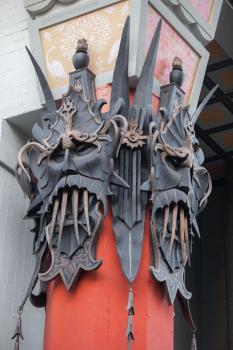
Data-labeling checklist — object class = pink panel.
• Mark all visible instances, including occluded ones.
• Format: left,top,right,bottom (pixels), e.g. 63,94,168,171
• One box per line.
96,85,160,113
189,0,214,22
146,6,200,104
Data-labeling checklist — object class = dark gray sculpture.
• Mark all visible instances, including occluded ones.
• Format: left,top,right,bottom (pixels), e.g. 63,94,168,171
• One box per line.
14,16,217,349
16,40,128,295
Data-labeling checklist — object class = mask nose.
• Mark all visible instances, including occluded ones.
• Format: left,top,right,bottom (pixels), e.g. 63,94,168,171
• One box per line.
61,149,76,176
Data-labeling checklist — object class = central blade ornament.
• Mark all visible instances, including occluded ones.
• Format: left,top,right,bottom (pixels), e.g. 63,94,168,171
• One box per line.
14,16,215,349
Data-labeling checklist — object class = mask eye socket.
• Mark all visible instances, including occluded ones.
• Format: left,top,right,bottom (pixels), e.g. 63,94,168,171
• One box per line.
75,143,96,156
165,155,185,169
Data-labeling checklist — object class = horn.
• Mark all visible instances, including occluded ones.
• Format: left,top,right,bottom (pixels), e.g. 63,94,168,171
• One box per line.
191,84,219,124
25,46,56,113
110,16,130,110
133,19,162,108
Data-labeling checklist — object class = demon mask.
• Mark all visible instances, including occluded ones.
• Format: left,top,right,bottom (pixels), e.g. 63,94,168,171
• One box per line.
14,16,217,349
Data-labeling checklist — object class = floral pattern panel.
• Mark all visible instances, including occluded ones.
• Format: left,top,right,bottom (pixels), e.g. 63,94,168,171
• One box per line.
146,5,200,104
189,0,214,22
40,1,130,90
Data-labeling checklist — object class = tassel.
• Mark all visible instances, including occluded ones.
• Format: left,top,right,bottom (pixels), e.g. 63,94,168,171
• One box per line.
11,309,24,350
126,287,135,349
190,331,197,350
127,287,135,316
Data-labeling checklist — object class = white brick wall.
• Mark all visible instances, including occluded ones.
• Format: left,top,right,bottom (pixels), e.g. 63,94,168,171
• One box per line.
0,0,41,122
0,2,44,349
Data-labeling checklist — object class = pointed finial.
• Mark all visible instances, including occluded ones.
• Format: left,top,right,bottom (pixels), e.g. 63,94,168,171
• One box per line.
170,56,184,87
72,38,90,70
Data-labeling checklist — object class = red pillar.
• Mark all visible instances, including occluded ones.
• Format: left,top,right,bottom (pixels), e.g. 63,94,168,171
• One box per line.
43,207,174,350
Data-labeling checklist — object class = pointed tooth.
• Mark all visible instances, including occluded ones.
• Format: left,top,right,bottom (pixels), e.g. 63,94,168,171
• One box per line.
151,221,159,269
50,199,59,246
162,206,169,240
169,204,178,256
83,190,91,236
57,191,68,249
72,189,80,246
45,199,59,248
179,207,185,264
184,214,191,265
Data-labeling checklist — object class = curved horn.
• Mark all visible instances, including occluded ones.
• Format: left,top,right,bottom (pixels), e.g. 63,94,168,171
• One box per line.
192,84,219,124
25,46,56,113
133,19,162,108
110,16,130,111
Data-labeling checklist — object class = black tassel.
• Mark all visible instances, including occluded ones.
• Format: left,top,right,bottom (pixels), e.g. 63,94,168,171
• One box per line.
11,310,24,350
126,287,135,348
190,332,197,350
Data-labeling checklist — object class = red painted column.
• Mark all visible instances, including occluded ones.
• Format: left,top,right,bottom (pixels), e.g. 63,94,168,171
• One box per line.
43,207,174,350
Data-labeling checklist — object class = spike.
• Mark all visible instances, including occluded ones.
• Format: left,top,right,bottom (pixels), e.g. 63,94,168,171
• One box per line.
110,16,130,110
72,189,80,246
162,206,169,240
184,214,191,265
133,19,162,108
169,204,178,256
25,46,56,113
180,207,185,264
192,85,219,124
83,190,91,236
57,191,68,249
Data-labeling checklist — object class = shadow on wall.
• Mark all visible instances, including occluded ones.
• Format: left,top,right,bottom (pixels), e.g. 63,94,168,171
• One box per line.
174,184,228,349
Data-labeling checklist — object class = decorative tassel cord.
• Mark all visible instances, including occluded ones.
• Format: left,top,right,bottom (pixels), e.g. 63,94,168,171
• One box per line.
190,331,197,350
11,308,24,350
126,286,135,350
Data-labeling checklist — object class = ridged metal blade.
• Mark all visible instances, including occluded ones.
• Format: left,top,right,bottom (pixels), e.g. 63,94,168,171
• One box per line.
110,16,130,110
25,46,56,113
133,19,161,108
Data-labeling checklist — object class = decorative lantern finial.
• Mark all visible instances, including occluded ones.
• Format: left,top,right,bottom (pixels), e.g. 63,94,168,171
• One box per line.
72,38,90,70
170,56,184,87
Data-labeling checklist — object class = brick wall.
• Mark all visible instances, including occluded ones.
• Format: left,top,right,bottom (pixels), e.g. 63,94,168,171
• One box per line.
0,0,41,125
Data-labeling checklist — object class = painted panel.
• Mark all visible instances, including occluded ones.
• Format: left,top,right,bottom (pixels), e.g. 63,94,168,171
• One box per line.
40,1,129,90
146,5,200,104
189,0,214,22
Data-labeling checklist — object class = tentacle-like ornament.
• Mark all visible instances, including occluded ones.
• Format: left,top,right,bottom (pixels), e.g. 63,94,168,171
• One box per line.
17,142,46,182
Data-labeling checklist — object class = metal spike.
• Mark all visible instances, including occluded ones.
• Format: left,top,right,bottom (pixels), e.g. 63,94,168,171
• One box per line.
184,214,191,265
133,19,162,108
180,207,185,264
192,84,219,124
110,16,130,110
169,204,178,255
57,191,68,249
162,206,169,240
72,189,80,246
83,190,91,236
25,46,56,113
